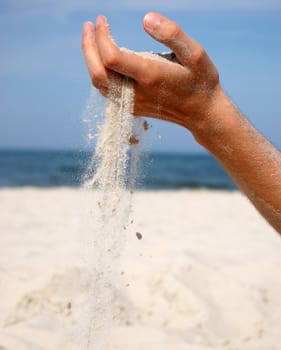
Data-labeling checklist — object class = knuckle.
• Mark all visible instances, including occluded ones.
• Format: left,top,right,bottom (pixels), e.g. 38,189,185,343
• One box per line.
92,79,103,90
190,44,205,65
160,23,182,44
91,77,101,89
140,73,159,88
164,23,182,42
102,48,120,69
91,73,107,90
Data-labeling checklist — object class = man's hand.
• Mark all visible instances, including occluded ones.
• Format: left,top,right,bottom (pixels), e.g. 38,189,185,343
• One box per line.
82,12,281,234
82,12,223,134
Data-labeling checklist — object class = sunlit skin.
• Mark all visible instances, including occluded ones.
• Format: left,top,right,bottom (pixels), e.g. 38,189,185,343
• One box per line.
82,12,281,234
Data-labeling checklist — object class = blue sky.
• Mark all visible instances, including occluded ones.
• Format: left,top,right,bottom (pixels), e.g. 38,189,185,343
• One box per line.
0,1,280,152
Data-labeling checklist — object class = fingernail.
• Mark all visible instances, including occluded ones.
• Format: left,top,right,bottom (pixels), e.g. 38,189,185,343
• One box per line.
96,15,107,28
144,12,162,32
83,21,93,35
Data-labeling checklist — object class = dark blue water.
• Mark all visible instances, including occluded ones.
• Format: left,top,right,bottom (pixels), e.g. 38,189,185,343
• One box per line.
0,149,236,190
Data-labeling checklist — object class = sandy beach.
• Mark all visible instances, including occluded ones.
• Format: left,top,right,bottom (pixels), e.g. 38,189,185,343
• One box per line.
1,187,281,350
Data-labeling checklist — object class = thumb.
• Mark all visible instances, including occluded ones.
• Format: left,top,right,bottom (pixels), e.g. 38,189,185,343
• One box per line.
143,12,197,65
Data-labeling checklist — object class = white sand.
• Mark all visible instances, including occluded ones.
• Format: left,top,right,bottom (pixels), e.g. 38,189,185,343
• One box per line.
1,188,281,350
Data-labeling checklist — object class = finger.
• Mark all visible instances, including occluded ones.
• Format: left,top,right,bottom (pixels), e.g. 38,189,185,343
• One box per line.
81,21,110,89
95,15,154,82
95,15,187,85
143,12,204,67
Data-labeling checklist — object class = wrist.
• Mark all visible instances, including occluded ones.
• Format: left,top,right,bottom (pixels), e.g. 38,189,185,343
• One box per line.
191,86,242,152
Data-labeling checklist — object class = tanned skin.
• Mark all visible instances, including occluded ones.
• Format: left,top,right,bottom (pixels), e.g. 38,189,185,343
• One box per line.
82,12,281,234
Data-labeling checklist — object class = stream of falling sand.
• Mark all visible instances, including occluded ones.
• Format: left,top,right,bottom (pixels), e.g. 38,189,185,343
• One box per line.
81,76,143,350
79,51,176,349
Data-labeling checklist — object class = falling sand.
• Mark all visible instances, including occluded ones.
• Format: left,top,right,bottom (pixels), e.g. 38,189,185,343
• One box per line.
80,76,142,350
80,50,177,349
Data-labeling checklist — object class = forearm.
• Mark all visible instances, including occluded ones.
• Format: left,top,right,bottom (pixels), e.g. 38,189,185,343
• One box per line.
193,87,281,233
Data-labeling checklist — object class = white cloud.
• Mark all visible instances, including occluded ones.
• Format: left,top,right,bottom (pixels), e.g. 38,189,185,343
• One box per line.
4,0,281,16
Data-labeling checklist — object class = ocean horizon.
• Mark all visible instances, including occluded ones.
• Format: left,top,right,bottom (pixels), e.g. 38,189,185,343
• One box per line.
0,148,237,190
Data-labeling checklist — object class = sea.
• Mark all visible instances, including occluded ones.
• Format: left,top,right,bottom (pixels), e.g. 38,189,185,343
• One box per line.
0,149,236,190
